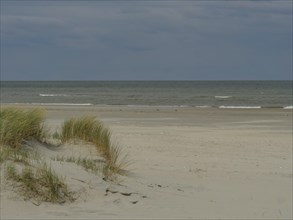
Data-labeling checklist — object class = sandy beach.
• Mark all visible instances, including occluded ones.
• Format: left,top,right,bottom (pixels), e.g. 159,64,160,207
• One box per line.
1,105,292,219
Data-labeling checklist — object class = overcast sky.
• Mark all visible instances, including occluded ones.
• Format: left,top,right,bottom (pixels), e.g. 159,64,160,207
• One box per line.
1,0,292,81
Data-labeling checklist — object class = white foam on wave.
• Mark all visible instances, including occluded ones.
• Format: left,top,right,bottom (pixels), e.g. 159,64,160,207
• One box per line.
126,104,187,108
31,103,93,106
39,94,69,97
195,105,211,108
219,106,261,109
283,106,293,109
215,96,231,99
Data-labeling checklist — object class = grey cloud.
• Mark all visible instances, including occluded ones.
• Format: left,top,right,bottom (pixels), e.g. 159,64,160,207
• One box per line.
1,1,292,80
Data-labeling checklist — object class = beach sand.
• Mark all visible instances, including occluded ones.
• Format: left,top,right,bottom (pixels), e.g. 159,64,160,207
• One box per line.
1,105,292,219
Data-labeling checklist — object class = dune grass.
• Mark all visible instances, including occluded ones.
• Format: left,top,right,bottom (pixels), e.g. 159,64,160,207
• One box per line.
0,107,130,203
52,155,104,173
0,107,73,203
60,116,129,179
1,146,73,203
0,146,40,167
0,107,46,148
5,162,74,203
60,116,112,157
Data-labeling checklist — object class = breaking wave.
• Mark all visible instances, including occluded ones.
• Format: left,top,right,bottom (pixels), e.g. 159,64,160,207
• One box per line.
39,94,69,97
219,106,261,109
215,96,232,99
283,106,293,109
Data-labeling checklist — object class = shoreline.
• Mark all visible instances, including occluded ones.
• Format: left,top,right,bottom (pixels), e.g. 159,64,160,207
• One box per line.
1,102,292,109
1,103,293,123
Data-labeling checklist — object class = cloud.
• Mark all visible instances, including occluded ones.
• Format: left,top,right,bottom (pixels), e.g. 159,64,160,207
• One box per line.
1,1,292,80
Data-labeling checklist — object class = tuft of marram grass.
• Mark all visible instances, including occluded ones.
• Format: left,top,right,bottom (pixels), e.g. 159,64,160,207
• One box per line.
0,146,40,166
61,116,112,157
0,107,46,148
60,116,101,143
60,116,129,179
53,155,104,173
5,162,74,203
0,108,130,202
1,146,73,203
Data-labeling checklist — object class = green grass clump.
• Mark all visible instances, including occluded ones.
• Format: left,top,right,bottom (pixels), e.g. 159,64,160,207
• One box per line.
0,146,40,166
60,116,101,143
5,162,73,203
0,107,46,148
0,108,130,204
1,147,73,203
60,116,129,179
61,116,113,157
53,155,104,173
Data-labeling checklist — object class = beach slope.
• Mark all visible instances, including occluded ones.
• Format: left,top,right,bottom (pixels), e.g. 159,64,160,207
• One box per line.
1,105,292,219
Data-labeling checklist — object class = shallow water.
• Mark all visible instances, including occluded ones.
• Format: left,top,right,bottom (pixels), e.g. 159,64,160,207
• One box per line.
1,81,292,108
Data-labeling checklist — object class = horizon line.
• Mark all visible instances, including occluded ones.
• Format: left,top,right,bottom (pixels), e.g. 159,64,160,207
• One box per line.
1,79,292,82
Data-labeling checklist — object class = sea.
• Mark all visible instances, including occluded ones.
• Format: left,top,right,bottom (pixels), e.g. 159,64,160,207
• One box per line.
0,81,292,109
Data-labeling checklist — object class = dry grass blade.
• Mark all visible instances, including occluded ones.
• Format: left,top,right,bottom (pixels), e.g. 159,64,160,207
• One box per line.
0,107,46,148
60,116,130,179
5,162,74,203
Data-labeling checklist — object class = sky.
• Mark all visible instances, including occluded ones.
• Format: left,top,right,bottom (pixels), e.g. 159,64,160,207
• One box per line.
0,0,292,81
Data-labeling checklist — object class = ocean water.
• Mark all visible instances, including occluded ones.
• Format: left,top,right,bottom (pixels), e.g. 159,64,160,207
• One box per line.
0,81,292,109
